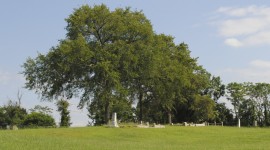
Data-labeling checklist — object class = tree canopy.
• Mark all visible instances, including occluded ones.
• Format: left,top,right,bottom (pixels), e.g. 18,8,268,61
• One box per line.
22,4,231,125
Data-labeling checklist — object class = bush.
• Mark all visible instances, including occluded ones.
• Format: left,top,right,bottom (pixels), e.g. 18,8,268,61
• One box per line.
23,112,55,127
0,102,28,127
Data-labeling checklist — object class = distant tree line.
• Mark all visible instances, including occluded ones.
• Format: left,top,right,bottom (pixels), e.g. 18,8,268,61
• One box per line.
227,82,270,126
21,4,270,127
0,100,71,129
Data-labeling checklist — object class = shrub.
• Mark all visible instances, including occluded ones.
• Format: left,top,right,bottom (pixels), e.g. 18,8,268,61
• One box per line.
23,112,55,127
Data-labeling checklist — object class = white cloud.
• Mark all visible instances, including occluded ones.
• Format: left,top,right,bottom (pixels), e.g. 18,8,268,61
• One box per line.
243,31,270,46
214,5,270,47
219,60,270,83
217,5,258,17
219,18,267,37
250,60,270,68
224,38,243,47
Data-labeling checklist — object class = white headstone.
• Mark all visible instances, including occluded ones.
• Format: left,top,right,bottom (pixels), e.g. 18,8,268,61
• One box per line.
12,125,18,130
111,112,119,128
238,119,241,128
254,121,257,127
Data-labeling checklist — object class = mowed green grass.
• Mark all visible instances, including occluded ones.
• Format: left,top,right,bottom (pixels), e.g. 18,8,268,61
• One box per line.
1,126,270,150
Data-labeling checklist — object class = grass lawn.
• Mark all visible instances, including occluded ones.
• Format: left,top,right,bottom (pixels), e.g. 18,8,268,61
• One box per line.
1,126,270,150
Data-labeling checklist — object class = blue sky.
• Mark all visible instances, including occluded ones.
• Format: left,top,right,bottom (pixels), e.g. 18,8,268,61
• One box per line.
1,1,270,126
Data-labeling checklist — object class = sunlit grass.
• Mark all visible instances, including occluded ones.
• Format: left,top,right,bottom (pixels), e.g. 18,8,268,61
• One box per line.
0,126,270,150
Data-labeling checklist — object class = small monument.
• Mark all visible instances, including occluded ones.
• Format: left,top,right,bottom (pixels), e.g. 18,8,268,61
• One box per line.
254,121,257,127
137,121,149,128
238,119,241,128
111,112,119,128
153,123,165,128
12,125,18,130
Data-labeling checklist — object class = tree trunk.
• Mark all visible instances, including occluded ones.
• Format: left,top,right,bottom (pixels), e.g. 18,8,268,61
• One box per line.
139,92,143,122
168,111,172,124
105,101,110,124
264,104,268,126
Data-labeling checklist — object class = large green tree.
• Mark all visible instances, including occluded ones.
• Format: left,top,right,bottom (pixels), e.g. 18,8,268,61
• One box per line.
23,4,217,125
150,41,199,124
23,5,154,124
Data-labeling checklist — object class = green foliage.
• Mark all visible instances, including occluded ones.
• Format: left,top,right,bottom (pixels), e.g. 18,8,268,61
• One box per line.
204,76,225,102
0,101,27,127
225,82,270,127
22,4,219,125
23,4,155,124
29,105,53,115
226,82,246,119
0,107,6,128
215,103,234,125
22,112,55,127
192,95,215,122
57,100,71,127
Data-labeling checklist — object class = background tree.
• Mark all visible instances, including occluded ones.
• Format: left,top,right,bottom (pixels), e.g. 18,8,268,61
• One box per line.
57,99,71,127
147,34,178,124
244,83,270,126
203,76,228,123
226,82,246,124
215,103,234,125
0,100,27,127
175,65,212,123
191,95,215,122
29,105,53,115
254,83,270,126
22,112,55,127
0,107,6,128
204,76,225,102
22,4,223,125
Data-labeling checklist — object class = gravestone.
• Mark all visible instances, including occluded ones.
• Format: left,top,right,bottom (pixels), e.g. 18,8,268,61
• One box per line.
254,121,257,127
137,121,149,128
12,125,18,130
153,123,165,128
195,123,205,127
238,119,241,128
111,112,119,128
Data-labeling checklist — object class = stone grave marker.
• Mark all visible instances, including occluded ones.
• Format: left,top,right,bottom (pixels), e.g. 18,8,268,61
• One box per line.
111,112,119,128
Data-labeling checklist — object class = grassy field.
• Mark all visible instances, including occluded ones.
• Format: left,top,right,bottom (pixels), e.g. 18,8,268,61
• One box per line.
1,126,270,150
